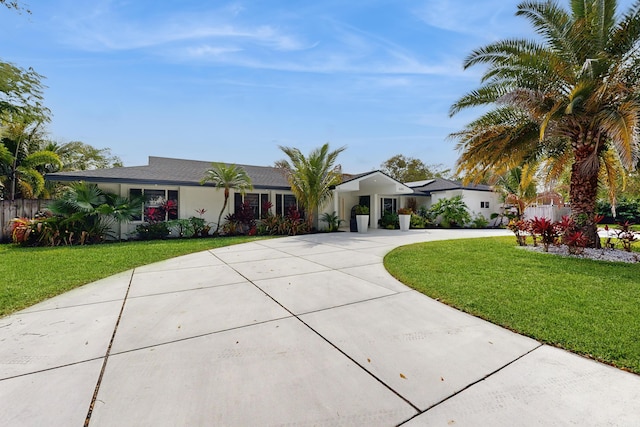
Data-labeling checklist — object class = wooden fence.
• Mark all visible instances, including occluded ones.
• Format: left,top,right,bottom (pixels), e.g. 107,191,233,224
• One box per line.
0,199,48,242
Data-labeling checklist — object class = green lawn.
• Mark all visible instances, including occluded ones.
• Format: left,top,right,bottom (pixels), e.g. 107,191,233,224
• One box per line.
384,236,640,374
0,236,269,317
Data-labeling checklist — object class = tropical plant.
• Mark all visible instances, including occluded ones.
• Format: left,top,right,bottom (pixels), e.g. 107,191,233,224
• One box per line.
0,120,61,199
276,143,345,230
320,211,344,232
530,217,558,252
492,165,538,218
449,0,640,247
429,195,471,228
200,163,253,235
13,182,142,245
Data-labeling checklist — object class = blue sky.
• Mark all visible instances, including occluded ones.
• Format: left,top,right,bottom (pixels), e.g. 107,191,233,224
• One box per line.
1,1,636,173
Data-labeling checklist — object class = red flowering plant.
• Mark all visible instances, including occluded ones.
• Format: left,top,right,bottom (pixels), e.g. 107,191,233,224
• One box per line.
530,216,557,252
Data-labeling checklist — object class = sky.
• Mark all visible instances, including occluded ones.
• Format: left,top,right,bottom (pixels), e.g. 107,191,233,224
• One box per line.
1,0,637,173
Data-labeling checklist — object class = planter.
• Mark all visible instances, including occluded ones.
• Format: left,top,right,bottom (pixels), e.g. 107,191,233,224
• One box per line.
399,214,411,231
356,215,369,233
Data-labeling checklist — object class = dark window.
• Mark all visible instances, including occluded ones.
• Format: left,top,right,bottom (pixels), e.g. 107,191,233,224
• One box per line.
381,198,397,214
245,193,260,219
481,201,490,209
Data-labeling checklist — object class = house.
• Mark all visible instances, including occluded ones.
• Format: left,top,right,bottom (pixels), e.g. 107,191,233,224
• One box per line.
46,156,503,238
406,178,503,221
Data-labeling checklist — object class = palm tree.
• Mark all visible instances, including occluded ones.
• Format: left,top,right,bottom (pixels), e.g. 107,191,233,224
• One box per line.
0,120,61,199
492,165,539,218
276,143,345,230
450,0,640,246
200,163,253,235
47,181,142,243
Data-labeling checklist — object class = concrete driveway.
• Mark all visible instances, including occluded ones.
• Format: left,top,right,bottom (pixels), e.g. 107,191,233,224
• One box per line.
1,229,639,426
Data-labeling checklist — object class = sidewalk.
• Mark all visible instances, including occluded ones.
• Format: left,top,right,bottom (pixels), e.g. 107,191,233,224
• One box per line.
1,229,639,426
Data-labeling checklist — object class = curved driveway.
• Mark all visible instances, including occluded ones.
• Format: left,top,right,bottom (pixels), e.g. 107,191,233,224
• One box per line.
1,229,639,426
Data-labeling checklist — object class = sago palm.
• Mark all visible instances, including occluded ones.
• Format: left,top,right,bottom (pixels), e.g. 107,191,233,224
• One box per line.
276,143,345,230
450,0,640,246
200,163,253,235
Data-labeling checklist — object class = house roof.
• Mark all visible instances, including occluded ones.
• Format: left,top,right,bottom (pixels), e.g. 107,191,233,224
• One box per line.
408,178,493,196
335,170,414,195
46,156,291,189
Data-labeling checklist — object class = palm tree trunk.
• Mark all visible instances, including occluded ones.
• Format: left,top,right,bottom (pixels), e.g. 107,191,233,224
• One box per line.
216,195,228,235
570,139,601,248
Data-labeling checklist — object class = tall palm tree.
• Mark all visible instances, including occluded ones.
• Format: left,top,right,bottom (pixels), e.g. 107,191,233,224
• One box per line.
276,143,345,230
200,163,253,235
450,0,640,246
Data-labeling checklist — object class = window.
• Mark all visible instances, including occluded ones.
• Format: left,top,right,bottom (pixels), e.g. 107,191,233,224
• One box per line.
236,192,279,218
275,193,299,216
381,197,397,214
129,188,178,221
481,201,490,209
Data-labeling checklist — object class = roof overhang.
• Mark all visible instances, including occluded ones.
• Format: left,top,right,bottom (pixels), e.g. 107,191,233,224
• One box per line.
335,171,414,195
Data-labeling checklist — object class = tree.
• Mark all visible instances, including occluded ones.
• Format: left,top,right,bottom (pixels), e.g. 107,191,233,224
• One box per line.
380,154,450,182
200,163,253,235
0,61,48,123
492,165,539,217
0,120,61,199
450,0,640,247
45,141,123,171
276,143,345,230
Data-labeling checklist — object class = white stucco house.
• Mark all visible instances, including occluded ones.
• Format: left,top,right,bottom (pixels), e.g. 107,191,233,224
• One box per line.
405,178,503,222
46,156,502,238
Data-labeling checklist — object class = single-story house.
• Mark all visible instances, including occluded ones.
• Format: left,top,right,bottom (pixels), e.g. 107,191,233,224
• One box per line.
406,178,502,221
46,156,503,238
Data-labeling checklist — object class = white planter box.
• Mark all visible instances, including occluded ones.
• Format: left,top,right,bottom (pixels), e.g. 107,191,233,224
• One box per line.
356,215,369,233
399,214,411,231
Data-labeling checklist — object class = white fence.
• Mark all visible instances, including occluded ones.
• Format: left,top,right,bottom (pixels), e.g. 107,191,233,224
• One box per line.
0,199,48,242
523,205,571,222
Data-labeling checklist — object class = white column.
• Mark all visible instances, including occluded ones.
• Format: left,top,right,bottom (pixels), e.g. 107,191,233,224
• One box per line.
371,193,380,229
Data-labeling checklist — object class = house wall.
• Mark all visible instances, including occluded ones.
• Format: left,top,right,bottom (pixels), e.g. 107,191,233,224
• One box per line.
412,190,502,225
90,181,301,239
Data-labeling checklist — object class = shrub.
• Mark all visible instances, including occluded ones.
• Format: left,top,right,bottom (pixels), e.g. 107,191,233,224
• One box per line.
354,205,369,215
321,211,344,232
429,196,471,228
136,222,170,240
530,217,557,251
470,213,489,229
378,212,399,229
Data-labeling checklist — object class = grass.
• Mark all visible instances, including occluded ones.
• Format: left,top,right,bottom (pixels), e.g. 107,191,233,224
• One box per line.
384,236,640,374
0,236,270,317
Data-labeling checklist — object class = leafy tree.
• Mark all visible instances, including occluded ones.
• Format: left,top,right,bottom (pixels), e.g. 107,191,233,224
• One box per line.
380,154,450,182
0,61,48,123
450,1,640,247
44,141,123,171
200,163,253,235
276,143,345,230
